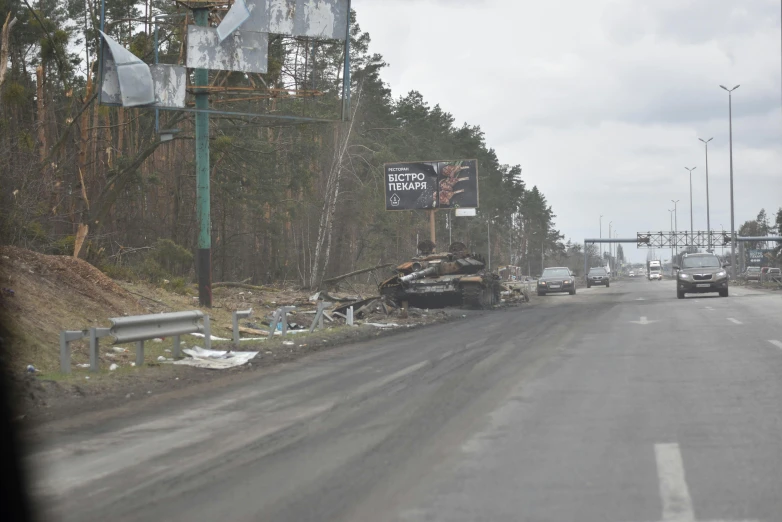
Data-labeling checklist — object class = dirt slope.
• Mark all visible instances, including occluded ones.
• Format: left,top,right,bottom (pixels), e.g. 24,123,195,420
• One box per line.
0,246,145,373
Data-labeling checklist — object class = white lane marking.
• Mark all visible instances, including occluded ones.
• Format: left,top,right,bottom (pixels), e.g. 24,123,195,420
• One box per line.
655,443,695,521
704,306,714,311
630,316,659,325
727,318,742,325
692,300,700,303
636,297,646,301
769,340,782,350
647,443,760,522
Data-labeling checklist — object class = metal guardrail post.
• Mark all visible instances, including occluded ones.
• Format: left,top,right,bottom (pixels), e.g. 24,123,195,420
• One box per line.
89,327,111,372
136,340,145,367
347,306,353,326
268,309,281,338
232,308,253,343
60,330,88,374
173,334,181,359
203,315,212,350
309,302,332,333
280,306,295,336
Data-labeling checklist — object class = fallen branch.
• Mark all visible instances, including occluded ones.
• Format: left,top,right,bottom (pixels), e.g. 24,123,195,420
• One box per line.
125,289,172,308
321,264,392,286
212,282,278,292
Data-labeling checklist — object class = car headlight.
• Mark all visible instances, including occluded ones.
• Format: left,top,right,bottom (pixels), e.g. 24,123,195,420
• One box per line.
716,270,726,278
539,281,546,285
679,273,690,280
564,280,571,284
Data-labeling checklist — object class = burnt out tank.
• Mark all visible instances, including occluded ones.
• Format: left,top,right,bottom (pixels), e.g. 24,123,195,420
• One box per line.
379,241,502,309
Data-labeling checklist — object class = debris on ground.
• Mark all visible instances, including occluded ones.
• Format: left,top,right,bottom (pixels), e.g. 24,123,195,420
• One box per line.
174,347,258,370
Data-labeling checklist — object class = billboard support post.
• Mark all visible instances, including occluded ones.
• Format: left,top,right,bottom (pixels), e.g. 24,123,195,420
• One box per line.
194,8,211,308
429,210,436,245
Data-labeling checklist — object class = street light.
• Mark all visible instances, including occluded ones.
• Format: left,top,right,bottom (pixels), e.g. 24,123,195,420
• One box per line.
699,137,713,251
684,166,696,242
669,209,675,262
671,199,680,256
720,84,740,277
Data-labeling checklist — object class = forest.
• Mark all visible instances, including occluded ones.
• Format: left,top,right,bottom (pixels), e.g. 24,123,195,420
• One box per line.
0,0,577,291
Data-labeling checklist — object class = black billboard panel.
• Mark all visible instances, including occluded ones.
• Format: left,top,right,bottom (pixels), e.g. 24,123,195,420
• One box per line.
384,159,479,211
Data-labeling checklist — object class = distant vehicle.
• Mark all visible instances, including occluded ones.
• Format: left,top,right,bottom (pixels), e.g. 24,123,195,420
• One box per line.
674,253,729,299
629,271,635,277
587,267,610,288
762,267,781,281
742,266,761,282
648,260,662,281
537,267,576,296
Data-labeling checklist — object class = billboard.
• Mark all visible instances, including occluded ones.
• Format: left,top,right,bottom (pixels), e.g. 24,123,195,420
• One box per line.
748,249,773,266
384,160,478,211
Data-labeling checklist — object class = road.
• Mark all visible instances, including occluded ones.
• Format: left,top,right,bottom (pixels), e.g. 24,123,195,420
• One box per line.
27,278,782,522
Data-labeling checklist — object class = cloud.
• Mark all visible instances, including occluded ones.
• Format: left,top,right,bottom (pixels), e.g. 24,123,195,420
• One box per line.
353,0,782,262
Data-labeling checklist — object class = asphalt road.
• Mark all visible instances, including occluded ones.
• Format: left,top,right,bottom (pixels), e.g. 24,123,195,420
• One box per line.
27,278,782,522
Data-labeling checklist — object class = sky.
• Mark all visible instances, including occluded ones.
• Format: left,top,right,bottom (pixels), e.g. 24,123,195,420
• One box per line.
352,0,782,263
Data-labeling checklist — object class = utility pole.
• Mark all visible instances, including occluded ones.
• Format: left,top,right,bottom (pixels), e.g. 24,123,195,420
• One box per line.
720,84,740,277
194,7,211,307
699,137,713,252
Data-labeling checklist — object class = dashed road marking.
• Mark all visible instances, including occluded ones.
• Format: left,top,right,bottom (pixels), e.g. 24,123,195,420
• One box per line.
704,306,714,310
727,318,742,325
769,340,782,350
655,443,694,521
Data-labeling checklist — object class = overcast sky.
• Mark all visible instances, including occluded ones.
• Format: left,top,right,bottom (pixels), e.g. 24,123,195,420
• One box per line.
352,0,782,263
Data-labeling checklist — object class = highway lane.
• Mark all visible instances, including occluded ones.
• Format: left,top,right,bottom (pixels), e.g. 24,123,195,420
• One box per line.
27,277,782,521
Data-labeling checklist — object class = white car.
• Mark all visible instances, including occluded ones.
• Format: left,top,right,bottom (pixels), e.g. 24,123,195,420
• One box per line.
629,271,635,277
649,272,662,281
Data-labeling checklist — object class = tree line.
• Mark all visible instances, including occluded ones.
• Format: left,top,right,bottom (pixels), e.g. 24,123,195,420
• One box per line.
0,1,568,288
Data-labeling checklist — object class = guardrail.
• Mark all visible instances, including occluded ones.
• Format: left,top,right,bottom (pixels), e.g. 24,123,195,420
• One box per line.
61,310,210,373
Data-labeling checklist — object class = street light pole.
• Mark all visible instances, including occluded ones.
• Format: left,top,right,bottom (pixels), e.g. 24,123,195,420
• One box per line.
488,214,500,272
609,221,612,265
699,137,713,252
684,167,696,243
599,215,603,258
669,209,675,262
671,199,680,256
720,84,740,277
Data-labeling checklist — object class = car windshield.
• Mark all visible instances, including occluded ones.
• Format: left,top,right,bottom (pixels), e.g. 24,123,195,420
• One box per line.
542,268,570,278
682,256,721,269
589,268,607,275
747,267,760,272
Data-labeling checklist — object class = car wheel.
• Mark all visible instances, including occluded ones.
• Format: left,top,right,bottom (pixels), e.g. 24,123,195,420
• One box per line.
587,283,591,288
719,288,729,298
537,290,545,297
677,289,685,299
606,282,610,288
569,288,576,295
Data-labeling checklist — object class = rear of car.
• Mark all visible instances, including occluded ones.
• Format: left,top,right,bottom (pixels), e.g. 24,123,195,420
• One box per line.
744,267,761,281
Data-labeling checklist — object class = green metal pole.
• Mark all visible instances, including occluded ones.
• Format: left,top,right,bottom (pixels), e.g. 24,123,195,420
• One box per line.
194,8,211,307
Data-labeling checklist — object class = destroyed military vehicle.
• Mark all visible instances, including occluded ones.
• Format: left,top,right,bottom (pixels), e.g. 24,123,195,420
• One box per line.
379,241,502,309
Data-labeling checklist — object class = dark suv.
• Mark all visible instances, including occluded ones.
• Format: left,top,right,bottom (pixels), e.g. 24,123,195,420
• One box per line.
587,267,609,288
674,253,729,299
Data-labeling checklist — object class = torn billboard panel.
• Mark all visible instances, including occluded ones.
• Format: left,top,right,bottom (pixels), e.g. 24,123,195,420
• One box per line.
99,30,155,107
186,26,268,74
102,60,186,108
217,0,252,42
150,65,187,108
245,0,349,40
